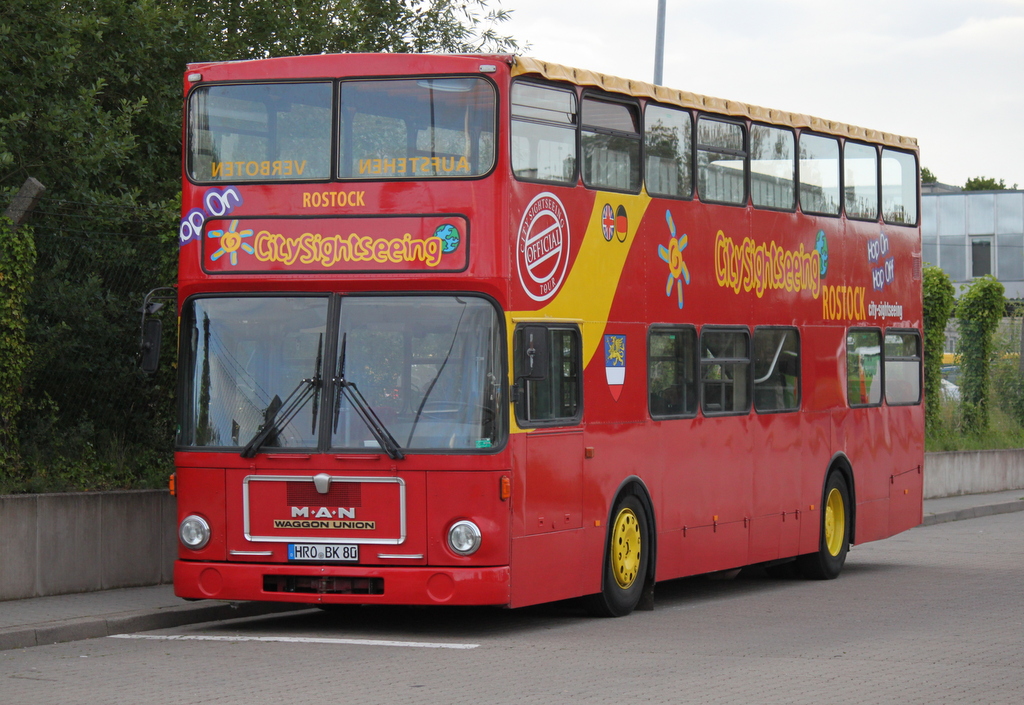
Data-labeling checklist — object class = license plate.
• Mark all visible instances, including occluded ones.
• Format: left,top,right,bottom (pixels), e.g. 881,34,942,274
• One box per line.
288,543,358,562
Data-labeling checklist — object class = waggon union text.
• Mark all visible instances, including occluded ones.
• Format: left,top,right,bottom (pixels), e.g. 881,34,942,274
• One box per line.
273,519,376,530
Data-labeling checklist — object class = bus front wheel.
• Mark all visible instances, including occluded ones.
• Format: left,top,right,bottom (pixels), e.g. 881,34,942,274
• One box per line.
798,471,851,580
586,494,649,617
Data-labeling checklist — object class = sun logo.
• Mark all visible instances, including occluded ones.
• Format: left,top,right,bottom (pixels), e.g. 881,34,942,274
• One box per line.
657,210,689,309
208,219,254,266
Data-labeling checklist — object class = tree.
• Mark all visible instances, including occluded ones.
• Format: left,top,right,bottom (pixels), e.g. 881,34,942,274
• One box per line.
1,0,188,490
921,166,937,184
178,0,520,60
0,0,520,491
963,176,1007,191
2,1,520,199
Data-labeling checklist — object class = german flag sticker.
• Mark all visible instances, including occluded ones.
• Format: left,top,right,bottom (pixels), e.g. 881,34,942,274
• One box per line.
615,205,628,242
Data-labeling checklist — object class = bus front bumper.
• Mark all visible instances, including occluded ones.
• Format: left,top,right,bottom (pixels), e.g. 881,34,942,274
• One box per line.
174,560,511,606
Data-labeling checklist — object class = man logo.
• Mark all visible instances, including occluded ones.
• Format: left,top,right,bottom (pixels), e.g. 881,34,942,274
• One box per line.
290,507,357,519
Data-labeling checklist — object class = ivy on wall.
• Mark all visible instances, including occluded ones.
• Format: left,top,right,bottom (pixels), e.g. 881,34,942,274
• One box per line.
956,275,1006,434
0,217,36,485
922,265,955,429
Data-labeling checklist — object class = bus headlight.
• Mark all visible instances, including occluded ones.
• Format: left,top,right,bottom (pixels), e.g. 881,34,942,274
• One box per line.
447,520,482,555
179,514,211,550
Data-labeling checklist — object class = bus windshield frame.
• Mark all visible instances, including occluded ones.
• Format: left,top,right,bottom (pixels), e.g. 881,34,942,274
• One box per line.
186,76,498,184
179,294,506,454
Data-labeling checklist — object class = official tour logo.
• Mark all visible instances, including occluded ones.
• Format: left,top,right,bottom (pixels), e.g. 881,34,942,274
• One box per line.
517,192,570,302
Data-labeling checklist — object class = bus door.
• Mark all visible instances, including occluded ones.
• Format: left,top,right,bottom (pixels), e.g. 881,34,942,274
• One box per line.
510,324,585,605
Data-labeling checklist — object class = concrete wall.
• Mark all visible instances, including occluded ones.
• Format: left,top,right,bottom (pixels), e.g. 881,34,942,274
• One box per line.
0,490,176,602
1,452,1022,601
924,449,1024,499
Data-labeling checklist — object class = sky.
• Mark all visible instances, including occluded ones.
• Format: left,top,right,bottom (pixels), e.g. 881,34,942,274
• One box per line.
498,0,1024,189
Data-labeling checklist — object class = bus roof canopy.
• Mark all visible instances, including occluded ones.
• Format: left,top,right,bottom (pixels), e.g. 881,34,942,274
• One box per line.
511,56,917,150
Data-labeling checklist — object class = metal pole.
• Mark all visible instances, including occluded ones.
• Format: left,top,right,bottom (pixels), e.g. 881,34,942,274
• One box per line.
654,0,667,85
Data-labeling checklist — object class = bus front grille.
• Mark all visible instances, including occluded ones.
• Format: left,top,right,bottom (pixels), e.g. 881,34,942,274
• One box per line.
263,575,384,595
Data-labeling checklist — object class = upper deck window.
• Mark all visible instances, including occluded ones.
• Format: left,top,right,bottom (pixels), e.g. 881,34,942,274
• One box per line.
799,133,841,216
511,82,577,184
697,117,746,205
188,82,333,182
339,78,496,179
581,96,641,192
844,141,879,220
882,148,919,225
750,125,795,210
644,104,692,199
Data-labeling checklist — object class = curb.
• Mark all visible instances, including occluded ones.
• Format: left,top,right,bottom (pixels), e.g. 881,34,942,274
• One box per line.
0,600,309,652
921,500,1024,526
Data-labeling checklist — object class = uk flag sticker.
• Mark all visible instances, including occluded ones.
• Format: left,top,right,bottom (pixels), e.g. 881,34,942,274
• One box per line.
604,334,626,401
601,203,615,241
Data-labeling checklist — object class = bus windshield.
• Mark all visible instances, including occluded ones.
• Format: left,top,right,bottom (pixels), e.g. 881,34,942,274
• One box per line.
339,78,496,179
181,295,503,453
188,82,333,182
332,296,503,451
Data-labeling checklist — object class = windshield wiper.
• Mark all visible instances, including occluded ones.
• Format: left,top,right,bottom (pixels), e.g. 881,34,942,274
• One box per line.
240,334,323,458
332,333,405,460
406,301,466,446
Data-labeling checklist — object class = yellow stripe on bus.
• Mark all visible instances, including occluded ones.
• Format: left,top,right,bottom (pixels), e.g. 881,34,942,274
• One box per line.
508,191,652,369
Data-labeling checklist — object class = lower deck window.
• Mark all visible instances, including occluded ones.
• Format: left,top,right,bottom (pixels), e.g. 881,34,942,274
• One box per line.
649,327,697,417
701,328,750,414
753,328,800,412
885,330,921,405
848,329,882,406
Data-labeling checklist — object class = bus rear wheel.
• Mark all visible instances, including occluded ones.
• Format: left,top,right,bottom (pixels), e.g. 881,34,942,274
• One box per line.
586,494,649,617
797,471,850,580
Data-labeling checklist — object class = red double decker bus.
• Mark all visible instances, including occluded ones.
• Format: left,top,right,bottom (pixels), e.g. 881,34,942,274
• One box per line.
170,53,923,616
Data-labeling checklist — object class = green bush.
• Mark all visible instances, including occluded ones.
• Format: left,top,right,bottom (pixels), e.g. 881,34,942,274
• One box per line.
922,265,955,429
993,362,1024,425
955,276,1005,434
0,217,36,489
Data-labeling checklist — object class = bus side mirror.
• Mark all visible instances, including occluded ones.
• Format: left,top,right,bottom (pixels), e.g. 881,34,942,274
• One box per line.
517,325,549,381
138,286,176,376
140,318,162,375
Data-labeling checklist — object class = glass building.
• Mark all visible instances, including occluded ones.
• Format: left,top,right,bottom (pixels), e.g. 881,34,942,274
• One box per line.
922,188,1024,299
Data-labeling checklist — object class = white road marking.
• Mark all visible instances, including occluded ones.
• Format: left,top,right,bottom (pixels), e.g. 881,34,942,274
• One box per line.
109,633,479,649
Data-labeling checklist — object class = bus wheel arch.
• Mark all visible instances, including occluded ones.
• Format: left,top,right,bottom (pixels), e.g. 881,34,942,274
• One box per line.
798,456,854,580
825,453,856,545
586,478,657,617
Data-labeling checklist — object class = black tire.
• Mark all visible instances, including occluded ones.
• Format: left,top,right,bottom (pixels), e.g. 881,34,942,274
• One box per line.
797,471,850,580
586,493,650,617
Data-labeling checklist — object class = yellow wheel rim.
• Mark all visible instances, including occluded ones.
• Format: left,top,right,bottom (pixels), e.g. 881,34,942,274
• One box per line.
824,487,846,557
611,507,642,589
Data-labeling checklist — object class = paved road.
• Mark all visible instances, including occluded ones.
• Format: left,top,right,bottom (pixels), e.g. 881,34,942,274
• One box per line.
2,511,1023,704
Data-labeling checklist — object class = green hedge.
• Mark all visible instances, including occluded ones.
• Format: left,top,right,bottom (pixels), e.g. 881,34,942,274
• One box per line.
922,265,955,429
956,275,1006,434
0,217,36,487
